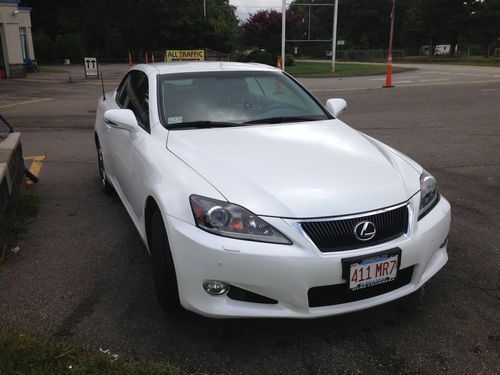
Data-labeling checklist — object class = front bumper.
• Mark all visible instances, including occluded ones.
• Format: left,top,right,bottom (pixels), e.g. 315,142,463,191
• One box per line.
164,194,451,318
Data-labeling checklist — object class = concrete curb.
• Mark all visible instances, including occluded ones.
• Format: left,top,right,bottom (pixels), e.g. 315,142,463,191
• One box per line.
0,132,24,258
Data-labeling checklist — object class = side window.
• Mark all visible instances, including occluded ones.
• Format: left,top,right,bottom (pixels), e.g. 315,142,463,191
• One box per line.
116,71,150,132
116,72,132,107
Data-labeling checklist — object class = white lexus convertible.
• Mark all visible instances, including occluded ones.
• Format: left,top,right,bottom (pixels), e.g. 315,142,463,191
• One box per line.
94,62,450,318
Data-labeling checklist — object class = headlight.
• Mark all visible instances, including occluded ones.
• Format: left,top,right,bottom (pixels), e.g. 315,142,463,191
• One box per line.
190,195,292,244
418,170,439,220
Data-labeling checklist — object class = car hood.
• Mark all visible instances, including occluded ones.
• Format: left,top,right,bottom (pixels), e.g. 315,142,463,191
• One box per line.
167,120,421,218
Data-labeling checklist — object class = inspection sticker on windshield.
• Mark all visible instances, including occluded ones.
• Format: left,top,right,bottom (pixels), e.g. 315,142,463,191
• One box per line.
168,116,183,124
349,253,399,291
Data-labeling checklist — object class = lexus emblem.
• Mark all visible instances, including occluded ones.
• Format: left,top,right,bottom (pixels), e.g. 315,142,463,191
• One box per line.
354,221,376,241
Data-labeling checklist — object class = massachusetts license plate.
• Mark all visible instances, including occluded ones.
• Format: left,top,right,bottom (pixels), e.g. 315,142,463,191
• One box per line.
348,253,399,291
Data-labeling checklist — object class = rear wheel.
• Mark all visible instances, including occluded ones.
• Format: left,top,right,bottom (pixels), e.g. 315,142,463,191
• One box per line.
150,209,182,313
96,141,114,195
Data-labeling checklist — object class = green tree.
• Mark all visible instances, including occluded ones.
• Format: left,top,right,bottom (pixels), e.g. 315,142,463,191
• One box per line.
467,0,500,56
401,0,495,55
52,33,86,62
242,10,300,53
205,0,240,52
31,31,53,63
21,0,239,62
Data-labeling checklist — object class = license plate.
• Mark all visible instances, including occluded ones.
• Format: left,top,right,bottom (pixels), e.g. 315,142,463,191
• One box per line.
348,253,399,291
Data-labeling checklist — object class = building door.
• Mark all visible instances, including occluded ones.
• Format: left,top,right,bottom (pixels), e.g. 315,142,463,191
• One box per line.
0,25,9,77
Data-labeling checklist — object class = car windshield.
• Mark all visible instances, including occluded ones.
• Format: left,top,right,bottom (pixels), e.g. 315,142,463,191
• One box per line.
158,70,329,128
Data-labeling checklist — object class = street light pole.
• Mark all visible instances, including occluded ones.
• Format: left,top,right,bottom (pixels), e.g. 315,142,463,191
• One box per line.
204,0,206,20
384,0,396,88
331,0,339,72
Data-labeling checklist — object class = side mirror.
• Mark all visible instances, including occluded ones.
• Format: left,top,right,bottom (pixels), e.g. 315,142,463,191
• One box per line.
104,109,139,133
325,98,347,117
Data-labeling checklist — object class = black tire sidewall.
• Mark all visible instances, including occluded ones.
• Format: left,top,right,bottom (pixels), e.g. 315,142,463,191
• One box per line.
96,142,114,195
150,210,182,313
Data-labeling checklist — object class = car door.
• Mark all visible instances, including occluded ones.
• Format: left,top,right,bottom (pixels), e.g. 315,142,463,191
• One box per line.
108,70,151,221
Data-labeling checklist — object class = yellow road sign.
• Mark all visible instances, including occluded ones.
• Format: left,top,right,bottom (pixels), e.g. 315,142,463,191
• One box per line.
165,50,205,62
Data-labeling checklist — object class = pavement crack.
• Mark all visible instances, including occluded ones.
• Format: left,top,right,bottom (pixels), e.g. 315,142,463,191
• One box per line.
448,275,500,301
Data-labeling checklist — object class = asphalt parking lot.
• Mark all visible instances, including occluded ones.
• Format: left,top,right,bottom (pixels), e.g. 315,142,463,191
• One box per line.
0,63,499,374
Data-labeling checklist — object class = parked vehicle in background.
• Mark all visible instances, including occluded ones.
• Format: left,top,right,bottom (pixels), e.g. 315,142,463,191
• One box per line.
421,44,458,56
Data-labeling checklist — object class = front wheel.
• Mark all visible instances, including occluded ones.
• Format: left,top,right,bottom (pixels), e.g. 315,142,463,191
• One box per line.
96,141,114,195
150,209,182,314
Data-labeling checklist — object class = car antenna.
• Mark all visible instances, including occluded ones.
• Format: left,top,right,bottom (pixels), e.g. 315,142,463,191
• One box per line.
100,72,106,101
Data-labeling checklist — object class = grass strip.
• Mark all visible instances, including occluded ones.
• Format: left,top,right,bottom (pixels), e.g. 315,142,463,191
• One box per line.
0,331,183,375
37,67,69,73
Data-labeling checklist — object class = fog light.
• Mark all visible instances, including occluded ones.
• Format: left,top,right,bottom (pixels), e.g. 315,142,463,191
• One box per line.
202,280,230,296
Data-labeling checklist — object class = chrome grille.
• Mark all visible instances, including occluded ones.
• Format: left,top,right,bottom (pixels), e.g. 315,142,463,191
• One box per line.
300,204,409,252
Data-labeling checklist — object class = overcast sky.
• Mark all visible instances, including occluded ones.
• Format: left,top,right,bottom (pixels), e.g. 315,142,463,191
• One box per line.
229,0,284,21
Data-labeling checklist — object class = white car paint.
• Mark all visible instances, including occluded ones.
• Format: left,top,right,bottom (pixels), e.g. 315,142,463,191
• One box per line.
94,62,450,318
167,120,421,218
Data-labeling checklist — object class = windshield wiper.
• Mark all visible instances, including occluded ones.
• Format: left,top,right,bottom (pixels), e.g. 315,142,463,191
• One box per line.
242,116,322,125
167,121,243,130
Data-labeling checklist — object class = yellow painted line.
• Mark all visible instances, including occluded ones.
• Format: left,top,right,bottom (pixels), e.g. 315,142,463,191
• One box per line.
12,78,64,83
0,97,53,109
24,155,45,185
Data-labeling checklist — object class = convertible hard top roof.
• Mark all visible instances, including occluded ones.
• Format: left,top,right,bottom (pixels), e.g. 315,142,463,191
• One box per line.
134,61,281,75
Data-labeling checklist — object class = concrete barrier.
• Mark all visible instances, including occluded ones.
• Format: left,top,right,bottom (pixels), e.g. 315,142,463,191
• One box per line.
0,133,24,255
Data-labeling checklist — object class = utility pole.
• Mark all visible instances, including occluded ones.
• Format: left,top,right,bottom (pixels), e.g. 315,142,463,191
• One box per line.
384,0,396,88
281,0,286,71
331,0,339,72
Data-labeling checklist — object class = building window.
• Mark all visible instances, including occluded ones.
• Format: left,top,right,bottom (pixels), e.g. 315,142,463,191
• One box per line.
19,27,29,60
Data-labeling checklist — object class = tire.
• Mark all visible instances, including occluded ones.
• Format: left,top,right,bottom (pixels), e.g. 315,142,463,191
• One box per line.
96,141,114,195
150,209,182,314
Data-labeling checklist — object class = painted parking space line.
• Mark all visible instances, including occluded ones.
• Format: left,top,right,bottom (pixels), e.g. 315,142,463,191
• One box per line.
397,78,500,88
370,77,413,84
424,71,490,77
12,78,68,83
0,98,53,109
419,78,450,82
311,78,500,93
370,76,421,81
24,155,45,185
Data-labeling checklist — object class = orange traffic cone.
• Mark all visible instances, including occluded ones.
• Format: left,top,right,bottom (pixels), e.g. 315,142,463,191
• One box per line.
383,50,394,88
128,52,133,66
275,81,283,94
145,53,149,64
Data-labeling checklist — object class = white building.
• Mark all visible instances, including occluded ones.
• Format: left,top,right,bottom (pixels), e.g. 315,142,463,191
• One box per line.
0,0,35,78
